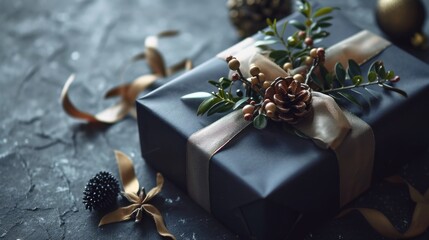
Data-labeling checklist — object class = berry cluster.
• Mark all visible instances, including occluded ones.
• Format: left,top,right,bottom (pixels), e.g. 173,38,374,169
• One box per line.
226,49,323,125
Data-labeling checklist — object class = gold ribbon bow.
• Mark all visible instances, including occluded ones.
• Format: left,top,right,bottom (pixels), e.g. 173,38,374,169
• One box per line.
60,31,192,124
338,175,429,239
99,150,176,240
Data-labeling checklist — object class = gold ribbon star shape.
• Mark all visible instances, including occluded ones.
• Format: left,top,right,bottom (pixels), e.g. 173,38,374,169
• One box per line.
99,150,175,240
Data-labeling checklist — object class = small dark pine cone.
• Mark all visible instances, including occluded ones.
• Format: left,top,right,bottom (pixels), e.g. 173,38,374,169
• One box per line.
228,0,292,37
263,76,312,124
82,171,120,211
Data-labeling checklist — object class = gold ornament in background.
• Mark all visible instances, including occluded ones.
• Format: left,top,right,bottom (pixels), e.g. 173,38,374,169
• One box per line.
376,0,426,43
228,0,292,38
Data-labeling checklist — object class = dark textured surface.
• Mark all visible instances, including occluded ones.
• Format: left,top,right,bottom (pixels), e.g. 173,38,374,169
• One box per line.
0,0,429,239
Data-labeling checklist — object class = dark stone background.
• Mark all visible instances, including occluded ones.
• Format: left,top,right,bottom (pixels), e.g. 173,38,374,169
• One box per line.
1,0,428,239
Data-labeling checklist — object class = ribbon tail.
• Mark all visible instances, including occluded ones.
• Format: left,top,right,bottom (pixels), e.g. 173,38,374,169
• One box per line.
115,150,140,194
403,203,429,238
357,208,403,239
142,204,176,240
61,31,192,124
104,84,131,99
60,75,103,123
124,74,159,103
144,47,167,77
98,204,139,227
93,100,131,123
60,75,131,124
167,58,193,75
143,173,164,203
338,176,429,239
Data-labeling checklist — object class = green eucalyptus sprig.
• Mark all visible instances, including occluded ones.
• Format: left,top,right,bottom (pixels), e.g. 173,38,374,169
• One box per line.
182,0,406,130
194,56,265,117
257,0,337,68
305,59,406,109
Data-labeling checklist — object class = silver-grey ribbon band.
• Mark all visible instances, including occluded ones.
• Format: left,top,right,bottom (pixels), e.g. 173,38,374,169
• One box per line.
187,111,250,212
186,30,391,211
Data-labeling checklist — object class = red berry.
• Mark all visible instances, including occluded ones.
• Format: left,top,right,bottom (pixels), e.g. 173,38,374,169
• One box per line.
244,113,253,121
304,37,313,46
390,76,400,83
232,73,240,81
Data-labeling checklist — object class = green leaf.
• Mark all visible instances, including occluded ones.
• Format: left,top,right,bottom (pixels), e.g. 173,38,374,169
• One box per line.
381,83,408,97
351,89,371,107
197,97,221,116
317,16,333,23
338,92,362,108
269,18,278,34
269,50,289,60
352,75,363,86
335,62,346,86
273,55,289,66
263,35,276,41
367,71,377,82
386,70,395,80
253,114,267,129
181,92,212,100
266,18,273,26
324,74,334,89
316,22,332,28
376,64,386,78
218,88,226,98
312,31,329,40
207,101,231,116
219,78,232,89
292,49,309,59
233,97,249,110
364,87,380,99
347,59,361,79
254,39,278,47
304,1,312,17
208,80,219,87
313,7,334,18
289,20,306,31
280,22,288,37
263,30,275,36
310,72,324,90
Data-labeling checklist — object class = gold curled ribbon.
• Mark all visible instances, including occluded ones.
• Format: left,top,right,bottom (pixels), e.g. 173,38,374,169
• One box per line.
99,150,176,240
60,31,193,123
337,176,429,239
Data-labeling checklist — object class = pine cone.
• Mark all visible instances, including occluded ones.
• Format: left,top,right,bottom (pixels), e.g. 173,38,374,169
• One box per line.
82,171,120,211
228,0,292,37
263,76,312,124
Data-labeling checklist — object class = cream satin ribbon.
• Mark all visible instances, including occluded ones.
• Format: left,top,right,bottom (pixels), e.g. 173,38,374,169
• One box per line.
187,30,390,212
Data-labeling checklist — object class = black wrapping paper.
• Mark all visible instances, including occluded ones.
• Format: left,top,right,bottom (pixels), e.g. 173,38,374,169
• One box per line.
137,12,429,239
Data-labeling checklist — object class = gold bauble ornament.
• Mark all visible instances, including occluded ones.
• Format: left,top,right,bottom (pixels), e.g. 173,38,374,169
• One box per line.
376,0,426,41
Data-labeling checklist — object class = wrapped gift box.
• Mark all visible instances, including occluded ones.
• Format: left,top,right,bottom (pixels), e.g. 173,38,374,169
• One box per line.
136,11,429,239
